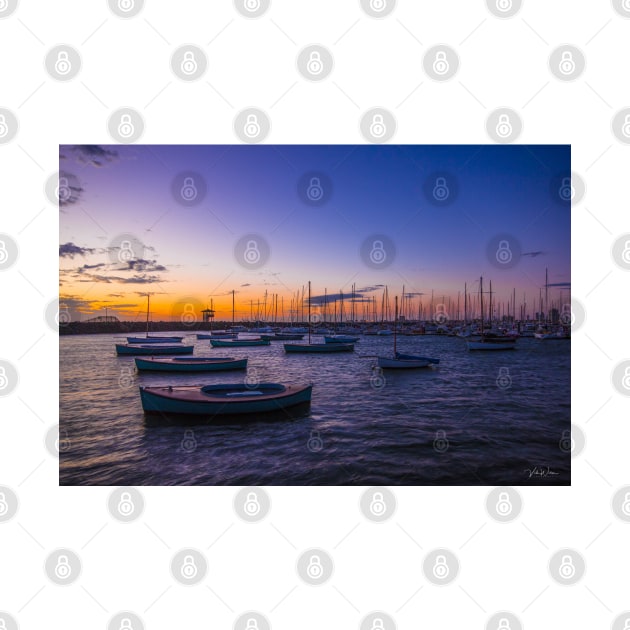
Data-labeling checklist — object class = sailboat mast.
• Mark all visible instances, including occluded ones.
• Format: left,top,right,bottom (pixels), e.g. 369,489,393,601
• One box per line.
394,295,398,355
340,290,344,327
308,281,311,345
351,283,355,323
545,267,549,324
464,283,467,325
146,293,150,337
489,280,493,328
402,285,405,322
479,277,484,334
232,290,235,326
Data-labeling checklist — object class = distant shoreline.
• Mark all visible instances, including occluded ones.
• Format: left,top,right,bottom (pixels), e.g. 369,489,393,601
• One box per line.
59,321,243,335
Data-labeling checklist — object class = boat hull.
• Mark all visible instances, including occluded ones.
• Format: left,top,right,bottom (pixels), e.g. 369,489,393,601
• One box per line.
140,383,312,416
210,339,270,347
126,336,183,344
196,333,236,340
116,344,194,356
377,356,431,368
324,336,359,343
284,343,354,353
134,357,247,372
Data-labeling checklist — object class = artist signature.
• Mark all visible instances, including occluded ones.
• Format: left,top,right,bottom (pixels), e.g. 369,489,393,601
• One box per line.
524,465,560,479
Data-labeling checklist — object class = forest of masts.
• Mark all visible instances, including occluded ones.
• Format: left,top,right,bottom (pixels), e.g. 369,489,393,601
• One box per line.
214,274,568,327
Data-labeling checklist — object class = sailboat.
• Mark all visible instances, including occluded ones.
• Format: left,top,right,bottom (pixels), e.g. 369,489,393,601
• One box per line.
377,296,439,368
126,294,184,344
466,277,517,351
284,282,355,353
208,290,268,346
323,289,360,343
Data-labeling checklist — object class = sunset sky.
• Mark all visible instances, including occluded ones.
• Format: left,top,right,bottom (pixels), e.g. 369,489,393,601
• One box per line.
59,144,570,323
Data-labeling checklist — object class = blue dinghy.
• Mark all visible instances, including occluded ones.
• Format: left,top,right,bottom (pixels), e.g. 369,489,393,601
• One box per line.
135,356,247,372
140,382,312,416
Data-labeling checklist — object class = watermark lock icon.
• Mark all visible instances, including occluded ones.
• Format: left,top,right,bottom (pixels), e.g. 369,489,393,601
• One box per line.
486,487,522,522
234,487,271,522
296,548,334,585
360,487,396,522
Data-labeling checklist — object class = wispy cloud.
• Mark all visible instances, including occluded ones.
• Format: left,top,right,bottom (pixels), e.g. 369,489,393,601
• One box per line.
76,273,165,284
58,172,84,208
59,242,96,258
116,258,167,272
64,145,119,167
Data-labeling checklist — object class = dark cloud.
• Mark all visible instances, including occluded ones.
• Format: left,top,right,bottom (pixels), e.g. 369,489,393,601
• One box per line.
58,171,84,207
356,285,385,293
59,242,96,258
77,273,164,284
67,145,119,167
309,286,396,306
547,282,571,287
310,292,358,305
241,283,251,287
522,251,545,258
120,258,167,272
77,263,106,273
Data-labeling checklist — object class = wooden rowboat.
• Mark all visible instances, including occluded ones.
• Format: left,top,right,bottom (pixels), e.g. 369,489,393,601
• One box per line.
127,336,184,344
210,339,270,347
134,357,247,372
139,382,313,416
116,344,194,356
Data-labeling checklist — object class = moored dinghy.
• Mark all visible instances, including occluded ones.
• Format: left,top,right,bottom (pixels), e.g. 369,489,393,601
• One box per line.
127,336,184,344
377,352,440,369
116,344,194,356
196,332,237,340
376,295,439,369
123,294,186,345
140,382,313,416
135,356,247,372
466,278,517,351
283,282,355,354
210,338,270,347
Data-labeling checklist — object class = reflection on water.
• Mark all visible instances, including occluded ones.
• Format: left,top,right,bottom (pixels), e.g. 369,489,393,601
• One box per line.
60,333,570,485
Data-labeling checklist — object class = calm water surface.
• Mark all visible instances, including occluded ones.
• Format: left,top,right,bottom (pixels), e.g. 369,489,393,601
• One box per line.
60,333,570,485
